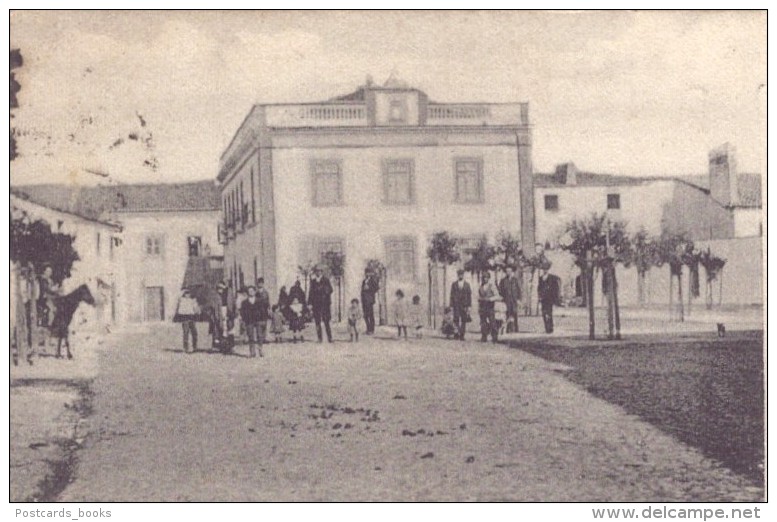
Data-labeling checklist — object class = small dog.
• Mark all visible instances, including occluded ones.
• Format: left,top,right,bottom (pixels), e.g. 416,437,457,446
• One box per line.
717,323,726,337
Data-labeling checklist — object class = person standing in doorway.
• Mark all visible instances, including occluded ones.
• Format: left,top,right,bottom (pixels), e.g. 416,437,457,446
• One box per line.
360,268,379,335
449,269,472,341
308,266,334,343
537,264,561,334
478,272,500,342
240,284,270,357
498,265,522,333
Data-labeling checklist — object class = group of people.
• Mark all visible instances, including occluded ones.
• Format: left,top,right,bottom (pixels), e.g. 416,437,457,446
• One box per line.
173,262,563,354
442,264,561,342
174,265,341,356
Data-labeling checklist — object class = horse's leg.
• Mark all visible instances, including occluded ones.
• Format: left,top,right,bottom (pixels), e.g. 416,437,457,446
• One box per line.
56,336,63,358
66,336,73,359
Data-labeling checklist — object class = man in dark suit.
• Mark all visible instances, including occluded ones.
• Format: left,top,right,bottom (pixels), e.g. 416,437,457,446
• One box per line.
449,269,472,340
498,265,522,333
308,266,334,343
537,265,561,334
360,268,379,335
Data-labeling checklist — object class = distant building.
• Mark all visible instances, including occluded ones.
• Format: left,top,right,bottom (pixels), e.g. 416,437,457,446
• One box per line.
217,76,535,319
533,146,763,307
11,192,122,331
11,180,222,324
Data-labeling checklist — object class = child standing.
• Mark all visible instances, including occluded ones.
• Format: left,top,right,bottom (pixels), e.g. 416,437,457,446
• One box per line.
441,307,457,339
347,298,363,342
288,297,305,343
271,304,286,343
409,295,424,338
392,289,408,339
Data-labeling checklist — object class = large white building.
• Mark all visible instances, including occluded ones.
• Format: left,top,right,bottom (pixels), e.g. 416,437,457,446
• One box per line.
218,77,535,320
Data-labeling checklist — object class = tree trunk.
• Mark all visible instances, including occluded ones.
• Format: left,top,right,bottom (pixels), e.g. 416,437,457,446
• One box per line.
637,269,645,306
687,269,692,318
442,265,448,318
605,264,614,340
613,266,622,340
677,269,684,323
718,271,724,307
587,265,595,340
428,264,434,329
669,272,674,321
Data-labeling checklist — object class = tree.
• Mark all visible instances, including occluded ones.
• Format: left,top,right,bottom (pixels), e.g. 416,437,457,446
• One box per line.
631,228,661,306
10,49,22,160
559,213,631,340
699,248,726,309
321,251,346,322
464,238,497,282
495,230,524,270
521,250,547,316
427,232,460,324
11,211,79,284
297,261,315,295
654,231,694,322
364,258,387,325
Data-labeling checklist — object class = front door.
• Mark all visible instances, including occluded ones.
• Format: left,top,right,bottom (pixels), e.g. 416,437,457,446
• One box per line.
144,286,165,322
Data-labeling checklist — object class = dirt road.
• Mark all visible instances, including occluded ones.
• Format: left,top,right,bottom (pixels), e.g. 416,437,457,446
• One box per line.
56,324,761,501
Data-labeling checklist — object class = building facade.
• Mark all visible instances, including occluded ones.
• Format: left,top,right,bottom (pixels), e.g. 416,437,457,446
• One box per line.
218,79,534,319
11,180,222,324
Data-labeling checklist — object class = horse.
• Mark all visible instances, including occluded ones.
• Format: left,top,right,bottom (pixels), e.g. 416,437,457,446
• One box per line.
50,284,95,359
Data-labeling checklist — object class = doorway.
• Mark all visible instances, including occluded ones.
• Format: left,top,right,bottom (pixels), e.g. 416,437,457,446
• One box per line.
144,286,165,322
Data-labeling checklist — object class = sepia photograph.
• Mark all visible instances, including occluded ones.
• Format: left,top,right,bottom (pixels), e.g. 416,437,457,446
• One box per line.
8,10,766,505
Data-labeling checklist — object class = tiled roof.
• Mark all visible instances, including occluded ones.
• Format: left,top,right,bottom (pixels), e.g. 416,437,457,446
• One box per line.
11,180,220,221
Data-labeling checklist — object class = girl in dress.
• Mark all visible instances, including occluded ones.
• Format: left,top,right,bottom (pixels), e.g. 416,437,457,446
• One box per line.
391,289,408,340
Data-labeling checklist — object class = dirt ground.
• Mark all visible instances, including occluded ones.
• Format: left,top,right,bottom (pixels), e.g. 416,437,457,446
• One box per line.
31,322,762,502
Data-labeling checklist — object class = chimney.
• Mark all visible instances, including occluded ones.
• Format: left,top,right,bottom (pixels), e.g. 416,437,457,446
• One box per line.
554,162,578,185
708,143,737,206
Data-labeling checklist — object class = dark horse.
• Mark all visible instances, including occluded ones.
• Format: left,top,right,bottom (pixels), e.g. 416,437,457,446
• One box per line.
50,284,95,359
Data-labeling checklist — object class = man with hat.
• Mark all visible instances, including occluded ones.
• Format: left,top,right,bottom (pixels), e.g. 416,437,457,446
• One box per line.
360,268,379,335
308,265,334,343
449,268,472,340
537,262,561,334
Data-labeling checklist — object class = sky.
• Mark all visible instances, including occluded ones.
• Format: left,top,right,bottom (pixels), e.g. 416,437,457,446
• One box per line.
9,10,767,186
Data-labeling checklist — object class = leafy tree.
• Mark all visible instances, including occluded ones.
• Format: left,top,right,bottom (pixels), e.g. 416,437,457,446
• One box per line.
630,228,661,306
699,248,726,309
10,49,22,160
559,213,631,340
464,238,497,282
321,251,346,322
10,211,79,284
297,261,315,295
653,231,694,322
495,230,524,270
365,258,388,326
427,231,460,317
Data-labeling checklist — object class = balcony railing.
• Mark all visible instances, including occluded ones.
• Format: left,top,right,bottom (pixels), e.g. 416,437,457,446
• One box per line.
426,103,527,126
265,104,368,128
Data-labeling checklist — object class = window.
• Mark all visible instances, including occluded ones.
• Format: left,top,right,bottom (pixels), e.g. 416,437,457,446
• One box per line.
607,193,621,210
187,236,202,257
455,158,484,203
145,236,163,256
385,237,416,280
383,159,414,204
389,98,407,123
312,160,343,206
544,194,559,211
